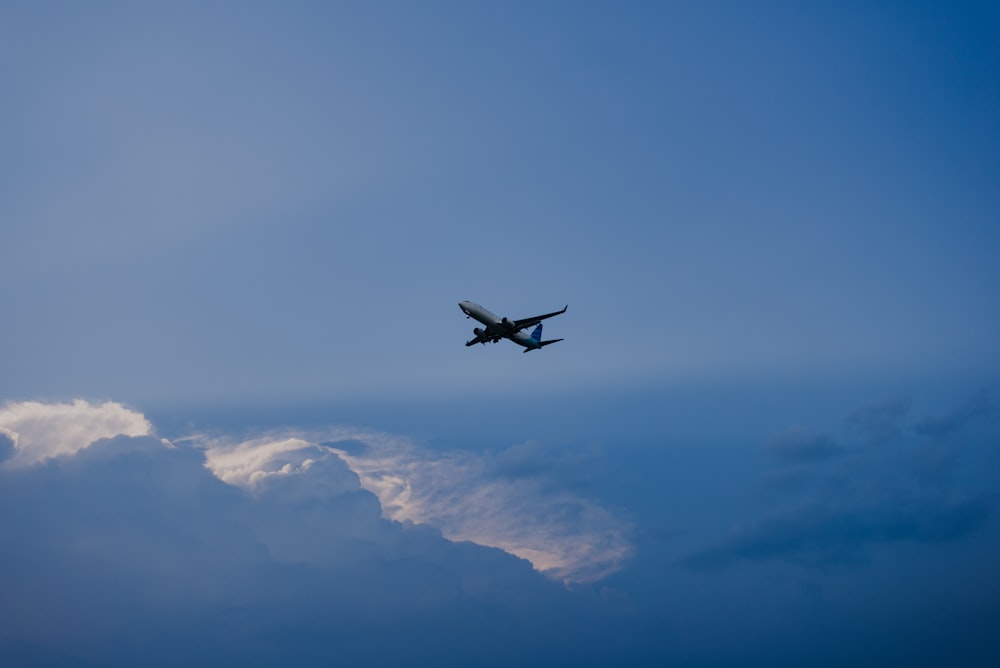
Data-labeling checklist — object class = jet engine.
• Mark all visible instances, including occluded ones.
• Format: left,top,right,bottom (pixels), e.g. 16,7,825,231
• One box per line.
473,327,484,337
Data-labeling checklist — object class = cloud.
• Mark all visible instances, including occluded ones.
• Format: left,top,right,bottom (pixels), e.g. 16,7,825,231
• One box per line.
0,431,13,462
765,427,843,462
341,436,630,584
170,424,628,584
0,399,151,467
915,389,994,440
200,433,326,488
847,395,911,444
487,439,608,490
186,426,630,584
0,401,629,585
0,401,636,667
684,495,994,569
686,392,999,569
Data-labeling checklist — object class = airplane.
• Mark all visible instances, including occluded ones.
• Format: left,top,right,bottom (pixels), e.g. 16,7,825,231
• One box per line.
458,300,567,352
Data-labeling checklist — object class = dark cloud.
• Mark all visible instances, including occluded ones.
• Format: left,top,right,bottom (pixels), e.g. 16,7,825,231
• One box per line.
689,392,1000,571
902,390,997,487
760,464,819,492
487,439,607,490
683,495,994,569
847,395,911,444
915,389,994,440
765,428,843,463
0,433,637,667
4,386,998,668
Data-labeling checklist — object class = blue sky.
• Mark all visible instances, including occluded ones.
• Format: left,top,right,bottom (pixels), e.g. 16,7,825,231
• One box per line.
2,2,999,666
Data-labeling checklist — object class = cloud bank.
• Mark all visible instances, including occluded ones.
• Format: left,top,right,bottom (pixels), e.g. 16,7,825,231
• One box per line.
194,427,630,584
1,400,629,583
0,399,635,667
329,435,631,583
684,392,998,569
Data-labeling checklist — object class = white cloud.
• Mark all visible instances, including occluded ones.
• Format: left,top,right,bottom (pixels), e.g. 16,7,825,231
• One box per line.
329,433,632,584
0,399,151,467
1,400,630,584
200,433,319,487
197,427,632,583
0,416,633,666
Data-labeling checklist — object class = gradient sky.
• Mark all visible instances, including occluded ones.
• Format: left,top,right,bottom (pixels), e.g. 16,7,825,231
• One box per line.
2,2,999,666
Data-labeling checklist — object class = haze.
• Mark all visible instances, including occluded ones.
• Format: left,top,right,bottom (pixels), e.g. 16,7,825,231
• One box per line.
2,2,998,666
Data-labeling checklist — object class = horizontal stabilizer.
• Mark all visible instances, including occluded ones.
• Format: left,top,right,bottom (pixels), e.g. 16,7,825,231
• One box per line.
523,338,563,352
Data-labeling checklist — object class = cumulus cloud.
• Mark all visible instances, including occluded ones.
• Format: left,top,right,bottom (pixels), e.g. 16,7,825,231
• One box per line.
0,399,151,467
0,400,629,585
331,435,630,584
191,428,631,584
201,433,322,487
0,400,635,667
0,431,13,462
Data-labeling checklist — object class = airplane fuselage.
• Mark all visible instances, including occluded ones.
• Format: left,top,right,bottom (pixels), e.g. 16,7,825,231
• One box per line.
458,300,563,351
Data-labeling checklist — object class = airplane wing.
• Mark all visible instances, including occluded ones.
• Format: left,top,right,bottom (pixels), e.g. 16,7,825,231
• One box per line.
513,305,568,331
465,332,490,346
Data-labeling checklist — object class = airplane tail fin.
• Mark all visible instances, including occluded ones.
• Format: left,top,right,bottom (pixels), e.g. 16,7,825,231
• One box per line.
524,324,563,352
